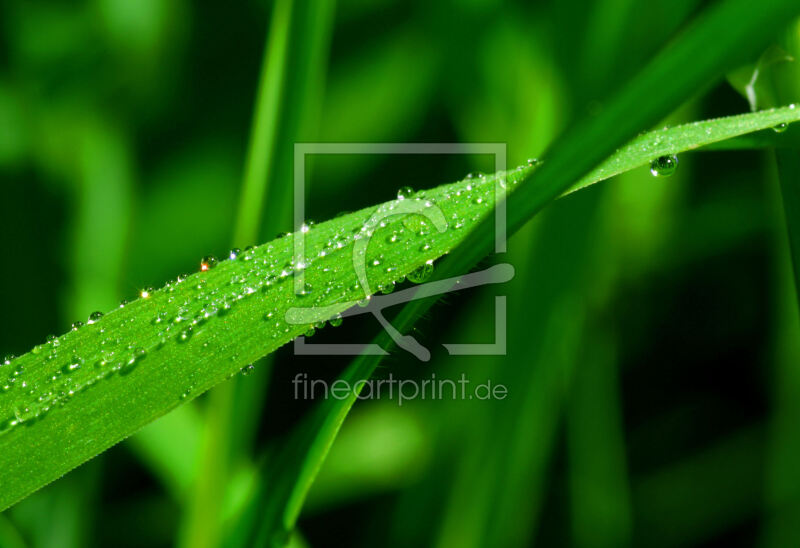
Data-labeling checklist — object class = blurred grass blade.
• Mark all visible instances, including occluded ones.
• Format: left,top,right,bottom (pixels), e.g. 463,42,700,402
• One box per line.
763,149,800,546
233,0,292,247
567,334,632,548
227,0,800,539
775,149,800,303
182,1,336,546
182,1,296,546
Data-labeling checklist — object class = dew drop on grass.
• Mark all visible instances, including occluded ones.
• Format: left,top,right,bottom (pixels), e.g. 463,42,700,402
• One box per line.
241,364,255,376
14,404,33,423
408,262,434,283
649,155,678,177
87,311,104,324
329,314,343,327
379,283,395,294
121,348,147,375
773,122,789,133
200,255,218,271
397,186,413,200
228,248,241,260
177,327,193,343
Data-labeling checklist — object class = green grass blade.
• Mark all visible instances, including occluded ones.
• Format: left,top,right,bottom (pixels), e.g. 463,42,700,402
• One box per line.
0,167,526,512
775,149,800,302
228,0,800,540
3,0,800,518
233,0,293,247
763,153,800,547
569,105,800,193
232,105,800,546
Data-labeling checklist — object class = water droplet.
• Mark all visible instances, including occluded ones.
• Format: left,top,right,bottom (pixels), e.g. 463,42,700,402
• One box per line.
177,327,194,343
649,155,678,177
119,299,129,308
228,248,241,260
14,404,34,423
379,283,395,294
527,158,540,166
200,256,218,271
241,364,255,376
329,314,343,327
773,122,789,133
408,262,434,283
397,186,413,200
63,355,84,374
87,311,104,324
304,326,316,337
357,296,371,308
121,348,146,375
140,288,153,299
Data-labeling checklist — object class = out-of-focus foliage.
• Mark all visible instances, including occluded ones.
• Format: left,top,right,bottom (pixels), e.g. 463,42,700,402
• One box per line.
2,0,800,547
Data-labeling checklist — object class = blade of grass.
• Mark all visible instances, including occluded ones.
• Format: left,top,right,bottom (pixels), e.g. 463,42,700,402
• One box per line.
232,0,292,247
227,0,800,540
0,165,526,512
232,104,800,546
567,333,632,548
3,0,800,516
762,153,800,547
774,149,800,302
755,46,800,545
569,105,800,193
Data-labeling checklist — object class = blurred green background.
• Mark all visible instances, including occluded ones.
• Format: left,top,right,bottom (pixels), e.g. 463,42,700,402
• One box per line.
1,0,800,546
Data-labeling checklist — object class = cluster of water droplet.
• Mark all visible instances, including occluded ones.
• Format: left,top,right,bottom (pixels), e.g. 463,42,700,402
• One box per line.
0,163,536,437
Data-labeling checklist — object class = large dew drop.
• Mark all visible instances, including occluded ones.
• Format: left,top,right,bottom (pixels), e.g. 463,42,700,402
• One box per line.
407,262,434,283
397,186,414,200
649,155,678,177
87,311,104,324
200,255,218,271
